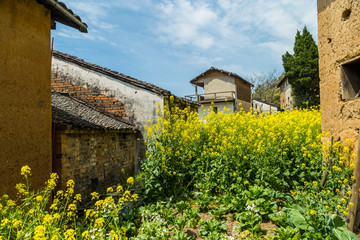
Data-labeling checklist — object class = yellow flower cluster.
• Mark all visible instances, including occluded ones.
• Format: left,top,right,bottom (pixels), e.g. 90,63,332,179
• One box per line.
0,166,137,240
144,105,323,192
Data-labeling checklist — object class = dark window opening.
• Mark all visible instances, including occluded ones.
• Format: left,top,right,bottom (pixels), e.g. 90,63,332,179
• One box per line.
341,58,360,100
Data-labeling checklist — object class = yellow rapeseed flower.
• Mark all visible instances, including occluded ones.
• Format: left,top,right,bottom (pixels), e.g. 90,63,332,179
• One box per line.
127,177,134,185
64,229,76,240
21,165,31,177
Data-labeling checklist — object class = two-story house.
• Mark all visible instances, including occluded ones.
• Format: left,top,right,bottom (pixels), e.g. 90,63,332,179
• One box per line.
185,67,253,117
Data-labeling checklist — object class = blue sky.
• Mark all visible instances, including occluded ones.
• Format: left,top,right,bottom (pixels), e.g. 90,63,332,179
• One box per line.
53,0,318,97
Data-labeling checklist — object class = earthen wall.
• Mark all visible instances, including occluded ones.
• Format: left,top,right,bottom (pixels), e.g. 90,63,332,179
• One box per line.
318,0,360,142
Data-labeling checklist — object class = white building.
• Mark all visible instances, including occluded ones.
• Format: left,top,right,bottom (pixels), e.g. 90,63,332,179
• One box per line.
252,99,278,114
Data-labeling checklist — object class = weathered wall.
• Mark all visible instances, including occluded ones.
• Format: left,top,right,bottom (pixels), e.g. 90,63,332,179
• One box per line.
53,129,136,199
235,78,251,103
280,84,286,109
0,0,51,197
52,58,164,134
252,100,278,114
203,72,235,99
318,0,360,142
52,78,127,121
279,80,293,109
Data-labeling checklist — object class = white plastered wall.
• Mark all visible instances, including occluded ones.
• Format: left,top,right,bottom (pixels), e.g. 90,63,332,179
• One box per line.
52,58,164,134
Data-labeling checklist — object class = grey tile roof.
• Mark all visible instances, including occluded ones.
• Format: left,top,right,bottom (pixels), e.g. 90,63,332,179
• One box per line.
190,67,254,87
53,51,171,96
37,0,87,33
276,74,287,88
52,92,136,131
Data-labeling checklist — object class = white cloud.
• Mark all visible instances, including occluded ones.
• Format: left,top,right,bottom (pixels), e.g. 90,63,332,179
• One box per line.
152,0,317,54
155,0,218,49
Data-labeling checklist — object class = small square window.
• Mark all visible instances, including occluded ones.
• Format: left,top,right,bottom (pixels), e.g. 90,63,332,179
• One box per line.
341,58,360,100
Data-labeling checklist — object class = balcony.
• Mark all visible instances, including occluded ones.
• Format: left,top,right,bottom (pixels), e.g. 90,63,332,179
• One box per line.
185,91,235,103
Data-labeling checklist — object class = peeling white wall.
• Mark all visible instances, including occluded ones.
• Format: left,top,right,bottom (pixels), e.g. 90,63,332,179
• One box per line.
252,100,278,114
52,58,165,135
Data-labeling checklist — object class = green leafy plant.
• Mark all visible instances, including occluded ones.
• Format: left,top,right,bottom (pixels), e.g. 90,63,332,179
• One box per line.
209,205,227,220
183,208,200,228
199,219,227,237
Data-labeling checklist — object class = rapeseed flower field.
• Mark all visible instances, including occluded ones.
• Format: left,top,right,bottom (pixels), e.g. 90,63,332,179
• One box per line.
0,104,358,239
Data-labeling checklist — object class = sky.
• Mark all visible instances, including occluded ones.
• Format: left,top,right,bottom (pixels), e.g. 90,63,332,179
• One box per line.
53,0,318,97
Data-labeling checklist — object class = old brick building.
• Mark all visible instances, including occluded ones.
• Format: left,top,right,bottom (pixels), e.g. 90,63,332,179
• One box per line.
317,0,360,142
51,51,198,169
52,92,137,198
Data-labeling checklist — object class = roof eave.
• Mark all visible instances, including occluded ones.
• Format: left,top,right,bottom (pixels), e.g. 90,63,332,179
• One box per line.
39,0,88,33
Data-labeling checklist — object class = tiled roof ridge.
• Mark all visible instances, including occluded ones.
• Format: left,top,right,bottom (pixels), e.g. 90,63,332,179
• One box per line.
190,66,254,87
52,92,137,131
52,50,171,96
54,90,134,127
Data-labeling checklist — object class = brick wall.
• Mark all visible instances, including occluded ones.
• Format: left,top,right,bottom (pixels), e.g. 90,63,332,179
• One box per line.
53,129,136,199
52,77,127,122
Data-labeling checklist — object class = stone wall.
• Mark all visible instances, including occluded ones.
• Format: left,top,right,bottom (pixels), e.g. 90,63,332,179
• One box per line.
0,0,52,197
317,0,360,143
53,129,136,199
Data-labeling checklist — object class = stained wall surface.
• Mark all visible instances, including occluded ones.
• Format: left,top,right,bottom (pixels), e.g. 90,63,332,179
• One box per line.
279,80,293,109
52,58,164,135
53,129,136,199
203,72,235,99
317,0,360,142
0,0,52,197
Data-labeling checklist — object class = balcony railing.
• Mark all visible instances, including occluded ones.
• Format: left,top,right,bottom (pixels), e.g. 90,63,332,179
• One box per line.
185,91,235,102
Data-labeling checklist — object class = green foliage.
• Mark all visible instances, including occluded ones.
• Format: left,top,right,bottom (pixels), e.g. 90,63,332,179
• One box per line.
251,69,282,106
199,219,227,237
282,26,320,108
184,208,200,228
142,106,323,201
284,206,358,240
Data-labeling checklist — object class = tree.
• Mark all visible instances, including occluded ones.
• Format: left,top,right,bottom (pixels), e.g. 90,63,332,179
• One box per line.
282,27,320,108
251,70,281,107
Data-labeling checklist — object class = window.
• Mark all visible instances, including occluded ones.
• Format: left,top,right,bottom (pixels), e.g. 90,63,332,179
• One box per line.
341,58,360,100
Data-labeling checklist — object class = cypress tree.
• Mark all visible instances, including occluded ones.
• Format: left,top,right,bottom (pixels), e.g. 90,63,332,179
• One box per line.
282,27,320,108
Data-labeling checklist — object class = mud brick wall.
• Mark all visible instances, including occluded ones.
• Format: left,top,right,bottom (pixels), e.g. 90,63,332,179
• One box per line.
0,0,52,198
53,129,136,199
317,0,360,143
